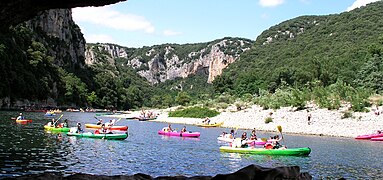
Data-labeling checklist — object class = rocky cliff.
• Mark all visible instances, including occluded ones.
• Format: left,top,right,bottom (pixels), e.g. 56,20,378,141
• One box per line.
27,9,86,69
85,38,253,85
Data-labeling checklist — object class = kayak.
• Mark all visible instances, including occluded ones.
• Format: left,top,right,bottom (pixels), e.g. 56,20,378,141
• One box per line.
16,119,33,123
44,125,70,132
67,132,128,140
138,117,157,121
196,122,223,127
355,133,383,140
85,124,128,131
370,137,383,141
158,130,200,138
44,113,56,116
217,137,267,145
219,146,311,156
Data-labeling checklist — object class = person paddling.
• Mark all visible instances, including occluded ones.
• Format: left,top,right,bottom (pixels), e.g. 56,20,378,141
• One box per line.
181,126,187,133
76,122,83,133
16,113,25,120
62,119,69,128
240,132,248,148
96,119,103,125
250,129,257,140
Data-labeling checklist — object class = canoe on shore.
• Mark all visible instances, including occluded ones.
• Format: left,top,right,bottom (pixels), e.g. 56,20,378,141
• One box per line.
196,122,223,127
158,130,200,138
67,132,128,140
85,124,128,131
355,132,383,140
44,125,70,132
219,146,311,156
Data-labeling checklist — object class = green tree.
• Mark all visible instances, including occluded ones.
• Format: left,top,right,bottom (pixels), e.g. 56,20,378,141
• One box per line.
175,92,191,106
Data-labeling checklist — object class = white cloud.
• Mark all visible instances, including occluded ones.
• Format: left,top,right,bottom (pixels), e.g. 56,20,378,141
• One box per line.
163,30,182,36
259,0,284,7
72,6,155,33
84,34,117,44
346,0,381,11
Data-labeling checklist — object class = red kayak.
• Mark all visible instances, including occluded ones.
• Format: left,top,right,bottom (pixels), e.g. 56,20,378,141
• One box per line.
85,124,128,131
355,132,383,140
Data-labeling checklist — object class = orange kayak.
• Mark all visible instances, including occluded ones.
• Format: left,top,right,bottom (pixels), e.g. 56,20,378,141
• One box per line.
16,119,32,123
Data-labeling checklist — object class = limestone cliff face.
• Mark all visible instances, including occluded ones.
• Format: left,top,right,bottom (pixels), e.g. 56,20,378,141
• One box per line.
85,38,253,84
27,9,86,69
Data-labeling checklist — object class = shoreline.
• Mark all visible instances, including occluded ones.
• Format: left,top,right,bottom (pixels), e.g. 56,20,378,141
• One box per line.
107,105,383,138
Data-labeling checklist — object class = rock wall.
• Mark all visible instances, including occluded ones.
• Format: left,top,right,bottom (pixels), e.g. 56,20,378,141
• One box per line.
85,38,253,84
27,9,86,69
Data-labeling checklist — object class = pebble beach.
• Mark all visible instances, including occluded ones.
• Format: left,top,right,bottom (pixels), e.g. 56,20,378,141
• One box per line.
109,105,383,138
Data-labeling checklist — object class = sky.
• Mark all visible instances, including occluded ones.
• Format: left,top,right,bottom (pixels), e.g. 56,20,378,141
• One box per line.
72,0,381,48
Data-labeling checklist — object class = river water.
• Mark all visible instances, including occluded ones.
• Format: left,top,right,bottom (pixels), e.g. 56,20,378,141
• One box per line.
0,111,382,179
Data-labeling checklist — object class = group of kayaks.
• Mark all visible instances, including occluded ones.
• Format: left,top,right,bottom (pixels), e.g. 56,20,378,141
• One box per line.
13,115,313,156
43,123,129,140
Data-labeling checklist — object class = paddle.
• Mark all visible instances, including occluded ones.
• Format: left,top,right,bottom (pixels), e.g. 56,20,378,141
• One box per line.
277,125,284,143
53,114,64,126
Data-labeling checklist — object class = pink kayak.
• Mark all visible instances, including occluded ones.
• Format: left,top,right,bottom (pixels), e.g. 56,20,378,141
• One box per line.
370,137,383,141
158,130,200,138
355,132,383,140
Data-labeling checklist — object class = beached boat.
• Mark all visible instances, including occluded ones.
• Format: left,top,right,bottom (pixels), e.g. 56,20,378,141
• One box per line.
219,146,311,156
158,130,200,138
67,132,128,140
44,125,70,132
85,124,128,131
355,132,383,140
196,122,223,127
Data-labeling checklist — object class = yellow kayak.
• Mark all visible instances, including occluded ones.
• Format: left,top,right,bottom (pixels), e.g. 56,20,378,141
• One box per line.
197,122,223,127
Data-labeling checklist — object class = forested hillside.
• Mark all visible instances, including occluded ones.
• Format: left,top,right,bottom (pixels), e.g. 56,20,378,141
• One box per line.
214,1,383,96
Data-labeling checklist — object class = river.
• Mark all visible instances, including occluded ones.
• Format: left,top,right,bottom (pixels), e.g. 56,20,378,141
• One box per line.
0,111,382,179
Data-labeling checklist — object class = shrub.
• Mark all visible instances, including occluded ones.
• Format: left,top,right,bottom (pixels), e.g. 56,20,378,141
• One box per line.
168,106,220,118
264,117,273,124
341,111,353,119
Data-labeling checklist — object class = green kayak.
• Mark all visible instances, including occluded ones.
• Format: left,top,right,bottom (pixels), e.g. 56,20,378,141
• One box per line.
219,146,311,156
44,125,70,132
67,132,128,140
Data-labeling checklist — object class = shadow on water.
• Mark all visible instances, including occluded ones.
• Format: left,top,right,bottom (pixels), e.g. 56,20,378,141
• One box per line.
0,111,383,179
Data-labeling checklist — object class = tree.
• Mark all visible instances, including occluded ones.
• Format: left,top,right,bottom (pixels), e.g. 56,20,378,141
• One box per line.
175,92,191,106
